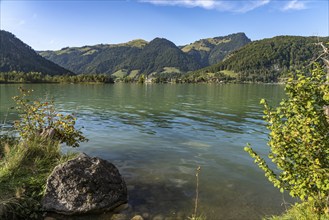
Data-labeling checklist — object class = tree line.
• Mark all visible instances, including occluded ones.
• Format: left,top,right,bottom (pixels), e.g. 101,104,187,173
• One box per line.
0,72,114,84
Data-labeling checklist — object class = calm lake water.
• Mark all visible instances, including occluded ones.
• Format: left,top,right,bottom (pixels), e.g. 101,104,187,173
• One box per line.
0,83,293,220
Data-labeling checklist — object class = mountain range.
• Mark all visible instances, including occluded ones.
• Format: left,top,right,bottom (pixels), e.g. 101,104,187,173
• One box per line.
1,29,328,82
38,33,251,76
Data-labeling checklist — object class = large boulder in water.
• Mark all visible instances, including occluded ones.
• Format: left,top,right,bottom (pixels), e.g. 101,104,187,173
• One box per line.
42,153,127,215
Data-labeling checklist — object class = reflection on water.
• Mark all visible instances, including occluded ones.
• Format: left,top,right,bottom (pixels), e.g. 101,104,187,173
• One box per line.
0,83,293,219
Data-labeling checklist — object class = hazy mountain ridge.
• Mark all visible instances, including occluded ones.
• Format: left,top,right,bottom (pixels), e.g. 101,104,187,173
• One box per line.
0,30,72,75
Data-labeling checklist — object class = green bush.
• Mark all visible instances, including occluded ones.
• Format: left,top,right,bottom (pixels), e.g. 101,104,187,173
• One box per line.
13,87,88,147
245,63,329,213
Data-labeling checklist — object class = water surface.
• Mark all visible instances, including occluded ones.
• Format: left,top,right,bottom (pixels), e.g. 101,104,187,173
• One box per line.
0,83,292,219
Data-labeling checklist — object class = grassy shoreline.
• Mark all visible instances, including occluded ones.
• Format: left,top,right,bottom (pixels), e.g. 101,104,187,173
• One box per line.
0,136,75,219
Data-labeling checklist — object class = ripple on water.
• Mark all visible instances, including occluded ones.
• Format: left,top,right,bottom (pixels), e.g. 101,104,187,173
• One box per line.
0,84,290,219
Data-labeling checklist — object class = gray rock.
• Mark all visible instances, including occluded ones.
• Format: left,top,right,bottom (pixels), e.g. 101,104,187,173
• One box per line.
42,153,127,215
131,215,144,220
111,213,129,220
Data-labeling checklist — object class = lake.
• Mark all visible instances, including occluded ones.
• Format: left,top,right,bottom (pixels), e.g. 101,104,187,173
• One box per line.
0,83,293,220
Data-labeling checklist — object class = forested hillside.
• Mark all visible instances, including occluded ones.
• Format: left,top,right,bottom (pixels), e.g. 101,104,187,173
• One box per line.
191,36,329,82
181,32,251,66
0,30,72,75
39,40,147,74
126,38,201,73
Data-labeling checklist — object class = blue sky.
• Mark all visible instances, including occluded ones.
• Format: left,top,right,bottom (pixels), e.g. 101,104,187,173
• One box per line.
1,0,328,50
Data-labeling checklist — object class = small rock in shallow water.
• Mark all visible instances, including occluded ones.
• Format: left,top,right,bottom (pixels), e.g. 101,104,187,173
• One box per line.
131,215,144,220
111,213,129,220
152,214,164,220
142,212,150,219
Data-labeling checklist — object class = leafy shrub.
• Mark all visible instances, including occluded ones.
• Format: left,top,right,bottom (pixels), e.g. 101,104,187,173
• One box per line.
245,63,329,213
13,87,88,147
